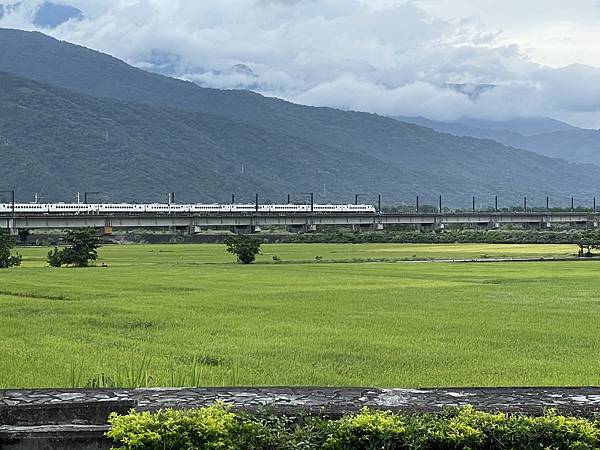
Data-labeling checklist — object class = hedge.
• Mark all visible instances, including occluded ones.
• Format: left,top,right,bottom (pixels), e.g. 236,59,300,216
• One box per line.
107,404,600,449
289,229,600,245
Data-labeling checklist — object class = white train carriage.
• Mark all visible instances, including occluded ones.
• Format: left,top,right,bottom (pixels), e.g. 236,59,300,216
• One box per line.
49,203,95,214
144,203,186,213
267,204,310,213
190,204,222,213
341,204,375,213
96,203,145,213
230,204,260,213
0,203,51,213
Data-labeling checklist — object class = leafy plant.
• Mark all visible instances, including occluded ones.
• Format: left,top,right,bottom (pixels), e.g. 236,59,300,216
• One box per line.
108,403,239,450
224,235,261,264
47,228,102,267
0,230,22,268
291,229,600,246
108,405,600,450
47,247,63,267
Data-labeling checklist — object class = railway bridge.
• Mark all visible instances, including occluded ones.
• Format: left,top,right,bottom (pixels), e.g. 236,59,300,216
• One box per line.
1,211,597,234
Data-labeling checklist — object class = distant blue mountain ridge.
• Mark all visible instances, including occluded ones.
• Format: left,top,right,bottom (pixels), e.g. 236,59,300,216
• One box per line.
0,1,82,27
393,116,600,167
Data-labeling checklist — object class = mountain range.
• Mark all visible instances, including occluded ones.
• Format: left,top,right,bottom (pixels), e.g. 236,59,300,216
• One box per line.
0,2,82,28
396,116,600,167
0,27,599,207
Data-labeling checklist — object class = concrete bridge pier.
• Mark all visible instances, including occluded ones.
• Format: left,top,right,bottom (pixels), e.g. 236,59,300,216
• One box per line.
524,221,544,230
168,225,190,234
287,224,302,233
472,222,492,230
232,225,257,235
487,221,500,230
416,222,444,233
416,223,440,232
3,218,17,235
579,221,592,230
287,224,313,233
352,224,376,232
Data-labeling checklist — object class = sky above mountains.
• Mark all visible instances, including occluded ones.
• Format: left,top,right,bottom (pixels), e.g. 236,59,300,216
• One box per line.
2,0,600,128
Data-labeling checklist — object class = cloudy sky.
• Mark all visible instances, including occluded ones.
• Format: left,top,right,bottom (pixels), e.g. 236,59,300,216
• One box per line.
2,0,600,127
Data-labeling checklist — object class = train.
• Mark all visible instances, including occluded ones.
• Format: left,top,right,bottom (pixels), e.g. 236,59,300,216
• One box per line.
0,202,377,214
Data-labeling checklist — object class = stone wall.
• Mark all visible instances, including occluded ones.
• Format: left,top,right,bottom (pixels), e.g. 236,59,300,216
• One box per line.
2,387,600,449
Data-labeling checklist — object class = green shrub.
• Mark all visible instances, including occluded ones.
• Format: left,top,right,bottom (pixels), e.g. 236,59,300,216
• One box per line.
108,403,239,450
47,228,102,267
0,230,21,268
107,404,600,450
224,235,261,264
47,247,63,267
290,229,600,245
324,408,407,449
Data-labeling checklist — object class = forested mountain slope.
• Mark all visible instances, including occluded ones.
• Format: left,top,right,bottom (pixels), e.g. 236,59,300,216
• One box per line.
1,28,599,206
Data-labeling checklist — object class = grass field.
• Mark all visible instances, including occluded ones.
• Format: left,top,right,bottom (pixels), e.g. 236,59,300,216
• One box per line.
1,243,599,388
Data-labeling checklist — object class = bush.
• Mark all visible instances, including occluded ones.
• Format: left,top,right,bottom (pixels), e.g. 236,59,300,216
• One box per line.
224,235,261,264
47,228,102,267
290,229,600,245
324,408,407,449
108,403,239,450
0,230,22,268
47,247,63,267
107,404,600,450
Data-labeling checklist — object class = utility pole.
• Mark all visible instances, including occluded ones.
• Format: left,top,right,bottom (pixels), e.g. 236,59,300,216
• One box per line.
231,193,235,204
495,196,498,212
354,193,367,205
255,193,259,212
301,193,314,212
472,196,475,213
439,195,442,213
378,194,382,213
1,190,15,231
546,196,549,210
416,195,419,213
523,196,527,212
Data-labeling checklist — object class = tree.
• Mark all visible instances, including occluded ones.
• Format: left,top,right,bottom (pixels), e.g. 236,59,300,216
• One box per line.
0,230,22,268
47,228,102,267
17,228,30,244
47,247,63,267
224,235,261,264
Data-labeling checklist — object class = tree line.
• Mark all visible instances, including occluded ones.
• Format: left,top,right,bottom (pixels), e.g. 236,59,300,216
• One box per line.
0,229,261,268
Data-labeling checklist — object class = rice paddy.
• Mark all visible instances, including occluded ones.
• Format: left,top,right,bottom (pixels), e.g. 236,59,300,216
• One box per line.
1,243,598,388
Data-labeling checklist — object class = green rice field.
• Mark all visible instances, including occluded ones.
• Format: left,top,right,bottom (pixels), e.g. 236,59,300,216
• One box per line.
1,243,599,388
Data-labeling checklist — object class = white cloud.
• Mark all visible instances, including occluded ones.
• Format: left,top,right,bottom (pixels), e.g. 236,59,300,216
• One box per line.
2,0,600,127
